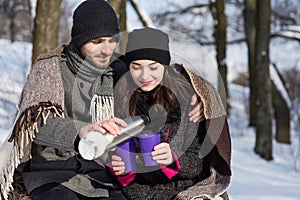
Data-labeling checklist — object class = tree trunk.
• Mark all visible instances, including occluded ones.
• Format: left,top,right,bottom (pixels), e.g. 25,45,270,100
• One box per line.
9,14,16,42
108,0,127,54
5,0,17,42
31,0,62,63
272,80,291,144
254,0,273,160
244,0,257,127
211,0,228,112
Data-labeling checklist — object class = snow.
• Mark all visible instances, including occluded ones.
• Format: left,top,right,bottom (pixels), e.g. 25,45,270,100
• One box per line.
227,84,300,200
0,39,31,143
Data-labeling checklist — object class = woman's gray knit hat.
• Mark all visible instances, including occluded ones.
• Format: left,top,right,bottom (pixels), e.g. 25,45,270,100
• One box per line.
71,0,120,49
125,27,171,66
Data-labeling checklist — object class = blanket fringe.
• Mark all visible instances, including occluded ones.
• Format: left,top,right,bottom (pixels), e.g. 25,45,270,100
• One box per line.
8,101,64,161
0,141,20,200
0,101,64,200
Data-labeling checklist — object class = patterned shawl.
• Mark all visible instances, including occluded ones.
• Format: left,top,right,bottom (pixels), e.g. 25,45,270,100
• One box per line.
172,63,231,200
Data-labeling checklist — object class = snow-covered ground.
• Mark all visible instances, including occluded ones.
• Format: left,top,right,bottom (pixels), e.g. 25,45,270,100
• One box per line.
227,83,300,200
1,38,300,199
0,39,31,142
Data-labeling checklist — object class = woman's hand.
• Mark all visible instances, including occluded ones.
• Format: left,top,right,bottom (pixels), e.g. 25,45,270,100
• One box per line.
151,142,173,166
111,155,127,175
79,117,127,138
189,94,205,123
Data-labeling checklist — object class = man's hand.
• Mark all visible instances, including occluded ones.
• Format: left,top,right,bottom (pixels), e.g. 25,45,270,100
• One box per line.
79,117,127,138
189,94,205,123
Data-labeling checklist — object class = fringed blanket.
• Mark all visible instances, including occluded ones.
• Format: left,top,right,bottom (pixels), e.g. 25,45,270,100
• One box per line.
0,46,65,200
172,64,231,200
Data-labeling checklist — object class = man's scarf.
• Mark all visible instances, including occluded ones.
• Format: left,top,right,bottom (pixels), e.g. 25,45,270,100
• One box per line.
65,44,114,122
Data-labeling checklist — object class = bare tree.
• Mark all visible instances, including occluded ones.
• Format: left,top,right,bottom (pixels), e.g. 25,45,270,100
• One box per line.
244,0,291,151
272,80,290,144
108,0,127,54
153,2,212,44
59,0,73,45
0,0,32,42
31,0,63,63
211,0,228,111
254,0,273,160
244,0,257,127
128,0,153,27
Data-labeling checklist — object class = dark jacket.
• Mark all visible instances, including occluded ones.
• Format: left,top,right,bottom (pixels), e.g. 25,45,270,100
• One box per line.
113,68,209,200
112,64,231,200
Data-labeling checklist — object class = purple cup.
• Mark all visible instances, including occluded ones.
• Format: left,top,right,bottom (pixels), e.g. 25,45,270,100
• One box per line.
138,133,161,166
116,139,136,172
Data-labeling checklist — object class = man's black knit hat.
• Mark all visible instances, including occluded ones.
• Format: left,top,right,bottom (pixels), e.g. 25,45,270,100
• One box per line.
71,0,120,49
125,27,171,66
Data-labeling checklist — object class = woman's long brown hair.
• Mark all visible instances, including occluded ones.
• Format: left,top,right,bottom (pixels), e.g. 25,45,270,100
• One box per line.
114,66,193,118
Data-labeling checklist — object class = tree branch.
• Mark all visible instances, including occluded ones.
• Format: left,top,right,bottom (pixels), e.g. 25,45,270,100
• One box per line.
272,8,297,25
128,0,153,27
197,30,300,46
271,31,300,42
156,4,210,18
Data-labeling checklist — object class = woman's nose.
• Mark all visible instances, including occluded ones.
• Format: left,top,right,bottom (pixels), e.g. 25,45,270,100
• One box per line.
141,68,150,80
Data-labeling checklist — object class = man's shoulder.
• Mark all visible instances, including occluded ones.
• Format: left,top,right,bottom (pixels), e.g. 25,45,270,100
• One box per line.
111,53,126,65
33,45,65,64
111,54,126,70
111,53,128,83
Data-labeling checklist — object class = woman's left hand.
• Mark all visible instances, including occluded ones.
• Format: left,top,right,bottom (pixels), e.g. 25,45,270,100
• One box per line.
151,142,173,166
189,94,205,123
111,155,127,175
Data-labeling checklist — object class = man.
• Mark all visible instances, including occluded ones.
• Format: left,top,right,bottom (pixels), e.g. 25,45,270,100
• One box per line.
6,0,203,199
10,0,128,199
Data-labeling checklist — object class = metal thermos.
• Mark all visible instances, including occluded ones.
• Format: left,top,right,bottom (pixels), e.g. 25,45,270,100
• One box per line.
105,115,150,151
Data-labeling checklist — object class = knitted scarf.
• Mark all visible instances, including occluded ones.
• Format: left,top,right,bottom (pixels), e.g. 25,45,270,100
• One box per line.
65,44,114,122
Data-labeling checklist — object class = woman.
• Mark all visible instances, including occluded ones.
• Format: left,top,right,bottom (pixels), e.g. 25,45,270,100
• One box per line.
110,27,231,200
